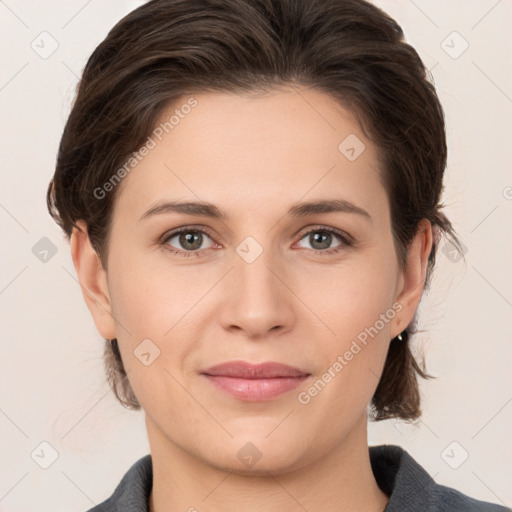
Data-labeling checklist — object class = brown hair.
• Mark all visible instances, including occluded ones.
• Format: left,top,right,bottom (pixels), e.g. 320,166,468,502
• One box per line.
47,0,464,420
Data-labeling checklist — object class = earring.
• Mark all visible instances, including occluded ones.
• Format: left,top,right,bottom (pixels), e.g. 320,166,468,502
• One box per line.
397,331,404,341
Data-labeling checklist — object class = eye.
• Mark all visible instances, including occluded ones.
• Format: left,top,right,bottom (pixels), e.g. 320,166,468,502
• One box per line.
295,226,352,254
162,227,215,257
160,225,353,258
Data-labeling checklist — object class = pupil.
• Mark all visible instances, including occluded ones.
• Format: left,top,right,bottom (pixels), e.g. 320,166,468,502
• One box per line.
181,232,201,250
312,231,331,250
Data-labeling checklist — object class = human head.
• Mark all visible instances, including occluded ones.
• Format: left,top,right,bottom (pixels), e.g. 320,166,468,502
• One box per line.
47,0,463,424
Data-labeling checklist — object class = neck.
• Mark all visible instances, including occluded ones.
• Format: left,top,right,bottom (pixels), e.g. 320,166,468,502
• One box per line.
147,413,389,512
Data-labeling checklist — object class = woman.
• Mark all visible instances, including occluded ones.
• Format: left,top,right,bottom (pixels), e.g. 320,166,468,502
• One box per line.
46,0,510,510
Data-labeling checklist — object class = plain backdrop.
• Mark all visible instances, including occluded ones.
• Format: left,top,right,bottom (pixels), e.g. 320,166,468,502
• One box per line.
1,1,511,511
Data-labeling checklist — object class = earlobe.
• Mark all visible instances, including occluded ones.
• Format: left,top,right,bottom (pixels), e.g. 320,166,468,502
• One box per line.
70,220,117,340
392,219,433,338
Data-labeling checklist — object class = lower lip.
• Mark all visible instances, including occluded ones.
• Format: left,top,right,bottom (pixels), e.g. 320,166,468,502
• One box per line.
203,375,309,401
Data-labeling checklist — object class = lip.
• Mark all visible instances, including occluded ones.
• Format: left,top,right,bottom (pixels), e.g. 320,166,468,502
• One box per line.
201,361,310,401
202,361,309,379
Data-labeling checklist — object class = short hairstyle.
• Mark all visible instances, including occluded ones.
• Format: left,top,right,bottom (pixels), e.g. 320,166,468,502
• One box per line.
47,0,464,420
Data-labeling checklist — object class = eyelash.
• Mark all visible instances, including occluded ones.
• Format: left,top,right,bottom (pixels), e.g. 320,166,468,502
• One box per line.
159,225,354,258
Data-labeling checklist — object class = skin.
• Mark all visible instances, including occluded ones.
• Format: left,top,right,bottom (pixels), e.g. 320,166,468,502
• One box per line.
71,86,432,512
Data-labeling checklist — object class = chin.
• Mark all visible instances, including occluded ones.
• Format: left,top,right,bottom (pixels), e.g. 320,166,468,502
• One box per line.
198,435,308,476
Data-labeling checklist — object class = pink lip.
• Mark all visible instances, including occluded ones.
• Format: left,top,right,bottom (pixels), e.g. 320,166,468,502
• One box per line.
201,361,310,401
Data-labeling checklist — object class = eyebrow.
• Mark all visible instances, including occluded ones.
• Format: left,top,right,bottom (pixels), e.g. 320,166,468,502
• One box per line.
138,198,372,223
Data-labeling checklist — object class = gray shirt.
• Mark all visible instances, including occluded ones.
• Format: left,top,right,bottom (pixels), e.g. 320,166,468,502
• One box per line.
85,444,510,511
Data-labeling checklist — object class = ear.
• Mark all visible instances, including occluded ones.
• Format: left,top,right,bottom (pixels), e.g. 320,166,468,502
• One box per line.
391,218,433,338
70,220,117,340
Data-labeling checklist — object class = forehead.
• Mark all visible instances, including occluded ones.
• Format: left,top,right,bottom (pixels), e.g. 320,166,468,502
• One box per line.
112,87,387,224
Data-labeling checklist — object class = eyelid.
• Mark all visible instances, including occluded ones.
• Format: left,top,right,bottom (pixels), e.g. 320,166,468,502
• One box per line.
294,224,354,245
159,224,218,245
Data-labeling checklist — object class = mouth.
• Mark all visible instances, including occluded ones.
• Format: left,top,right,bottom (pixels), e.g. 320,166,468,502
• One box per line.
201,361,311,401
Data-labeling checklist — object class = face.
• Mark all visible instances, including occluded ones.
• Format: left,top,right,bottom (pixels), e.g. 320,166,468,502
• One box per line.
75,87,429,474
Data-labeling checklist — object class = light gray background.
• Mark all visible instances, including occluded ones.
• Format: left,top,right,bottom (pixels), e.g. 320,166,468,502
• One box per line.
1,1,511,511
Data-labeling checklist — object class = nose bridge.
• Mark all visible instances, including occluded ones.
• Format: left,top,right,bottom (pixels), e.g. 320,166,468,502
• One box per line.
237,247,278,301
220,236,294,336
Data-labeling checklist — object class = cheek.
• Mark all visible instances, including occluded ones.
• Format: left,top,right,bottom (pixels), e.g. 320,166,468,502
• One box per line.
299,250,399,399
296,265,396,432
107,248,209,336
105,252,199,410
105,248,225,396
306,253,399,340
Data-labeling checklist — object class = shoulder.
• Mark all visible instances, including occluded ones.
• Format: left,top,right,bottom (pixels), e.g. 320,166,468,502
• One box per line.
369,444,510,512
84,454,153,512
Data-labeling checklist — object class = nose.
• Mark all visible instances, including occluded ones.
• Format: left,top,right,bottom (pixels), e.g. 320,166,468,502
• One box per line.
218,246,296,339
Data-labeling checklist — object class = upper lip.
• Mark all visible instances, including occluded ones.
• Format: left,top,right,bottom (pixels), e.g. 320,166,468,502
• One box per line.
202,361,309,379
